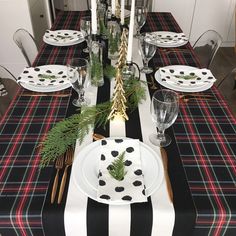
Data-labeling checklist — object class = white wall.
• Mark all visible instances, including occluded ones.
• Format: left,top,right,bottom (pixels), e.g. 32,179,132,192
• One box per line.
0,0,34,77
153,0,235,47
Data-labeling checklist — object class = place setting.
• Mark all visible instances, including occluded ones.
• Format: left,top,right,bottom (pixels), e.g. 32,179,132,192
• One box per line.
43,29,84,46
154,65,217,92
17,65,71,92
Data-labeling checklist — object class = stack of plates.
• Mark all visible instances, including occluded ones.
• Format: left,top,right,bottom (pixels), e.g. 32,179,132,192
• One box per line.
155,65,215,92
148,31,189,48
18,65,71,92
43,30,84,46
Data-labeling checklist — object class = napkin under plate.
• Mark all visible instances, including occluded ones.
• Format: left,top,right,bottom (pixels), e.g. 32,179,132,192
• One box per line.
17,66,69,86
159,67,216,87
97,139,147,204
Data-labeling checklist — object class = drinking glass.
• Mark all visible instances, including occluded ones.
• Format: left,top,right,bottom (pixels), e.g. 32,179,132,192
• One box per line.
80,16,91,53
139,33,156,74
149,89,179,147
67,58,90,107
135,6,147,38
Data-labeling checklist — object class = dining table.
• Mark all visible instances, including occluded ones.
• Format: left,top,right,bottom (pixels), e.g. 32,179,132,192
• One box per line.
0,10,235,236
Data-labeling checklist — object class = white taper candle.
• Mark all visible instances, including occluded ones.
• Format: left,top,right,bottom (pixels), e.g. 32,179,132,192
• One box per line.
112,0,116,15
126,0,135,62
121,0,125,25
91,0,97,34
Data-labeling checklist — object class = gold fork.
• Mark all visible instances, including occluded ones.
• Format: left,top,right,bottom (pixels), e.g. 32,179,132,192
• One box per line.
57,148,74,204
51,155,64,204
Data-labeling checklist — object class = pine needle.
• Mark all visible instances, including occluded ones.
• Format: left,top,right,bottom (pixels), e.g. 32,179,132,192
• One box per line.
108,151,127,181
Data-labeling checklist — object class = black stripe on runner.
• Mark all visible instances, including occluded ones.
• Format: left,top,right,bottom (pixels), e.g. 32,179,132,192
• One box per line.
146,70,196,236
126,108,153,236
87,76,110,236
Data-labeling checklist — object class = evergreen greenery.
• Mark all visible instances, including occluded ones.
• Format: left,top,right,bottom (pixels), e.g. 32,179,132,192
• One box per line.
90,53,103,86
104,65,117,79
40,78,146,168
108,151,127,181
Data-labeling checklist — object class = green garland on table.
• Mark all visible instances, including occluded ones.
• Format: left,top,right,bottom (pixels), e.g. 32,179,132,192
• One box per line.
40,78,146,168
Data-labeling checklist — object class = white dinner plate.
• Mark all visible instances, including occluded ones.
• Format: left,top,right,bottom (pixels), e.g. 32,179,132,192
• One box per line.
155,65,214,92
72,138,164,205
19,65,71,92
148,31,188,48
43,30,84,46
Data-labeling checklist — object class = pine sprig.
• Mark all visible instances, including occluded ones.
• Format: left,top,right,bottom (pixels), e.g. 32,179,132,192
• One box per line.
108,151,127,181
40,79,146,168
40,102,111,167
124,79,146,112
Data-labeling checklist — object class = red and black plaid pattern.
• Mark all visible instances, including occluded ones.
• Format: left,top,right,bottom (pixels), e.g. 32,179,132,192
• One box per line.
144,13,236,236
0,11,235,236
0,11,87,236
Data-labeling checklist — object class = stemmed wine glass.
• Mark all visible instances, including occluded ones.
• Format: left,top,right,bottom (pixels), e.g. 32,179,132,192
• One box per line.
67,58,90,107
149,89,179,147
80,16,91,53
139,33,156,74
135,6,147,38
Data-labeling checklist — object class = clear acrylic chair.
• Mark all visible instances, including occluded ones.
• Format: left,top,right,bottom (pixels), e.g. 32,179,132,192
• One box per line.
13,29,38,66
0,65,17,96
217,67,236,89
193,30,223,69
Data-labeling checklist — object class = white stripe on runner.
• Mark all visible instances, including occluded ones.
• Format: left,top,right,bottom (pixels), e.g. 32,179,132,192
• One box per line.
64,86,98,236
109,76,131,236
132,37,175,236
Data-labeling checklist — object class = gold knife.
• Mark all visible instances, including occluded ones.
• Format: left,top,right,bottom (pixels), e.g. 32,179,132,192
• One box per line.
160,147,173,203
21,93,71,97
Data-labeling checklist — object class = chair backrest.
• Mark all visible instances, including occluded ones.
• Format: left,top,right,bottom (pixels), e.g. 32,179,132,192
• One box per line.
13,29,38,66
193,30,223,69
0,65,17,97
0,65,16,81
217,67,236,89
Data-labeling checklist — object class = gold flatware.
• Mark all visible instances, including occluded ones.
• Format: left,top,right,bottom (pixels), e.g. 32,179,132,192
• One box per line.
160,147,173,203
179,94,213,99
181,97,215,103
93,133,106,141
51,155,64,204
21,93,71,97
150,75,158,90
57,148,74,204
159,48,190,54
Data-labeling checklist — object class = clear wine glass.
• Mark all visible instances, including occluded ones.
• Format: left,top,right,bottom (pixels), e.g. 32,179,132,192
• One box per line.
135,6,147,38
139,33,156,74
80,16,91,53
149,89,179,147
67,58,90,107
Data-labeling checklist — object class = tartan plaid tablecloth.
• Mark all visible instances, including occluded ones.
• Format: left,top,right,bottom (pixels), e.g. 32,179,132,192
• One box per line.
0,11,235,236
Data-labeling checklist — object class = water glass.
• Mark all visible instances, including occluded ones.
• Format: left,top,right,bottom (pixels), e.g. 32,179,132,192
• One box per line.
135,6,147,37
67,58,90,107
139,33,156,74
149,89,179,147
80,16,91,53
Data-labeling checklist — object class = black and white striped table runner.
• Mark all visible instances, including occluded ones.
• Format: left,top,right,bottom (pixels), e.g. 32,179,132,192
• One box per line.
43,38,195,236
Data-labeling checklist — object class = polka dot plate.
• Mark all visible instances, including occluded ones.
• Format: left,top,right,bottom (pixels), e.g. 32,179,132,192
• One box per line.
18,65,71,92
147,31,188,48
43,30,84,46
155,65,215,92
72,138,164,205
